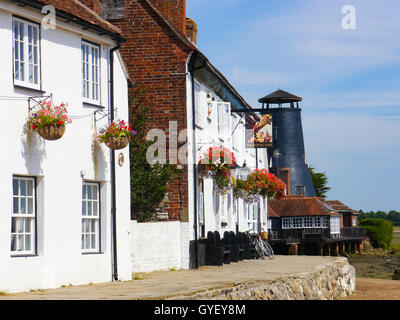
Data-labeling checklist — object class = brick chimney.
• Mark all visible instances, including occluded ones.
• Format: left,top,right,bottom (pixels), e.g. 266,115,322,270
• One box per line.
80,0,101,14
185,17,198,45
280,168,291,195
149,0,186,33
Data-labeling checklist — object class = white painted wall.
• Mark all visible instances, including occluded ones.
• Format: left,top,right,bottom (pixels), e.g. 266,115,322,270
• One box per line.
187,72,269,242
130,221,190,272
0,2,131,293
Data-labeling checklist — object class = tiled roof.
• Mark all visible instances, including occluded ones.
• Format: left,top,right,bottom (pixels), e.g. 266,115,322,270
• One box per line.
13,0,122,38
268,197,340,217
325,200,357,214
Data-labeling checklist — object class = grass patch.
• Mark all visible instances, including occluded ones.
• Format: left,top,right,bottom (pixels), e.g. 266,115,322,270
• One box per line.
134,276,144,280
391,227,400,249
0,291,7,296
170,268,176,271
348,255,400,280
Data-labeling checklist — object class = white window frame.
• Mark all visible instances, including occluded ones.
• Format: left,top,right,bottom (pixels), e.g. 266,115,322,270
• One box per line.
352,217,357,227
217,102,231,140
322,216,329,228
313,217,321,228
304,217,313,228
11,176,36,256
330,216,341,235
12,17,41,90
194,82,202,127
231,114,238,150
282,217,292,229
219,193,229,224
292,217,303,228
247,204,257,231
82,181,101,253
82,40,100,104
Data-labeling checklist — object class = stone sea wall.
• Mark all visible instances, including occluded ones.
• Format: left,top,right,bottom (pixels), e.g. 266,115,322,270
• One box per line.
171,259,355,300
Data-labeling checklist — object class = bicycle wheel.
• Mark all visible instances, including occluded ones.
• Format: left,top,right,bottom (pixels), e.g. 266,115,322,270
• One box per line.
254,239,266,259
262,240,274,259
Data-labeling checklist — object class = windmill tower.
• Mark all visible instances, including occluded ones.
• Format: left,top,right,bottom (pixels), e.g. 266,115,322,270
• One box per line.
258,90,316,197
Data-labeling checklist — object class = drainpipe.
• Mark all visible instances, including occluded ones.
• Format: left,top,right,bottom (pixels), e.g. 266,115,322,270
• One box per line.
189,52,206,269
110,41,121,281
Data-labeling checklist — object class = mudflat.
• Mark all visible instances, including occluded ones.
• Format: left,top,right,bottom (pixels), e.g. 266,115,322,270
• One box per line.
344,278,400,300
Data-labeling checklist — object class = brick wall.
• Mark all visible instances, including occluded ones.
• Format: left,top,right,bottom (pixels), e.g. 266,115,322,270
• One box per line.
111,0,192,220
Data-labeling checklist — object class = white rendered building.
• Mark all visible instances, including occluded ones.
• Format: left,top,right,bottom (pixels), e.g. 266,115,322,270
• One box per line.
0,0,131,293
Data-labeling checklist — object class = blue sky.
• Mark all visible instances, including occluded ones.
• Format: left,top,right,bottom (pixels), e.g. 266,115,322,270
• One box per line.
187,0,400,212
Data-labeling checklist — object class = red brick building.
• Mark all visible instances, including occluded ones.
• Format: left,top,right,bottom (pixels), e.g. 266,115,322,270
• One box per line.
81,0,199,221
87,0,253,224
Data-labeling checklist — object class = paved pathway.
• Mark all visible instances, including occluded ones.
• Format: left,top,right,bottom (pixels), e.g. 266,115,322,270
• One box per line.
0,256,343,300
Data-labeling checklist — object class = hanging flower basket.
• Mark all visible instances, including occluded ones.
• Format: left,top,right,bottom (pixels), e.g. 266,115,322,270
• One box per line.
232,169,286,203
105,135,131,150
28,101,71,141
37,125,66,141
97,119,136,150
198,146,237,195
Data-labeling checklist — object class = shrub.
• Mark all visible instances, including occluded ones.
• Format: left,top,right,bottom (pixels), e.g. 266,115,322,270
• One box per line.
129,85,178,222
359,218,393,250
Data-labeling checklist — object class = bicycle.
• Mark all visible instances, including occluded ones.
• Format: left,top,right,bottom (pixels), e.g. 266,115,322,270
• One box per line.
244,230,274,260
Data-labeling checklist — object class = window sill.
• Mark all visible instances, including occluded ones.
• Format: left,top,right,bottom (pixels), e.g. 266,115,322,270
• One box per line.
14,84,45,95
11,253,38,258
83,102,105,109
82,251,104,255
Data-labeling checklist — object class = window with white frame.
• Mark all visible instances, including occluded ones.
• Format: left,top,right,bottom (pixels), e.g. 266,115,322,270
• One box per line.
82,182,101,253
219,194,228,224
322,216,329,228
314,216,321,227
267,218,272,230
292,217,303,228
227,191,232,217
11,176,36,255
248,204,257,231
282,217,291,229
217,102,231,139
231,115,238,150
352,217,357,227
82,41,100,103
12,17,41,89
330,216,340,235
194,83,202,127
304,217,313,228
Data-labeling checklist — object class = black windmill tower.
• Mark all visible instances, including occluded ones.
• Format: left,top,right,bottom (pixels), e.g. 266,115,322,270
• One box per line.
258,89,316,197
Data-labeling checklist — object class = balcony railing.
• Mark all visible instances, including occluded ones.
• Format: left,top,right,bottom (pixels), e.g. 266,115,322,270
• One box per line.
269,227,365,241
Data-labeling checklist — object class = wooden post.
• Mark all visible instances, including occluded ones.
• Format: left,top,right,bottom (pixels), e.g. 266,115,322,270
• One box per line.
339,242,345,256
288,243,298,255
316,243,323,256
331,242,339,256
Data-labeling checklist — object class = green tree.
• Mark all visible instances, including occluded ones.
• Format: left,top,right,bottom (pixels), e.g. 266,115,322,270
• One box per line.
359,218,393,250
308,166,331,199
387,210,400,226
129,85,178,222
